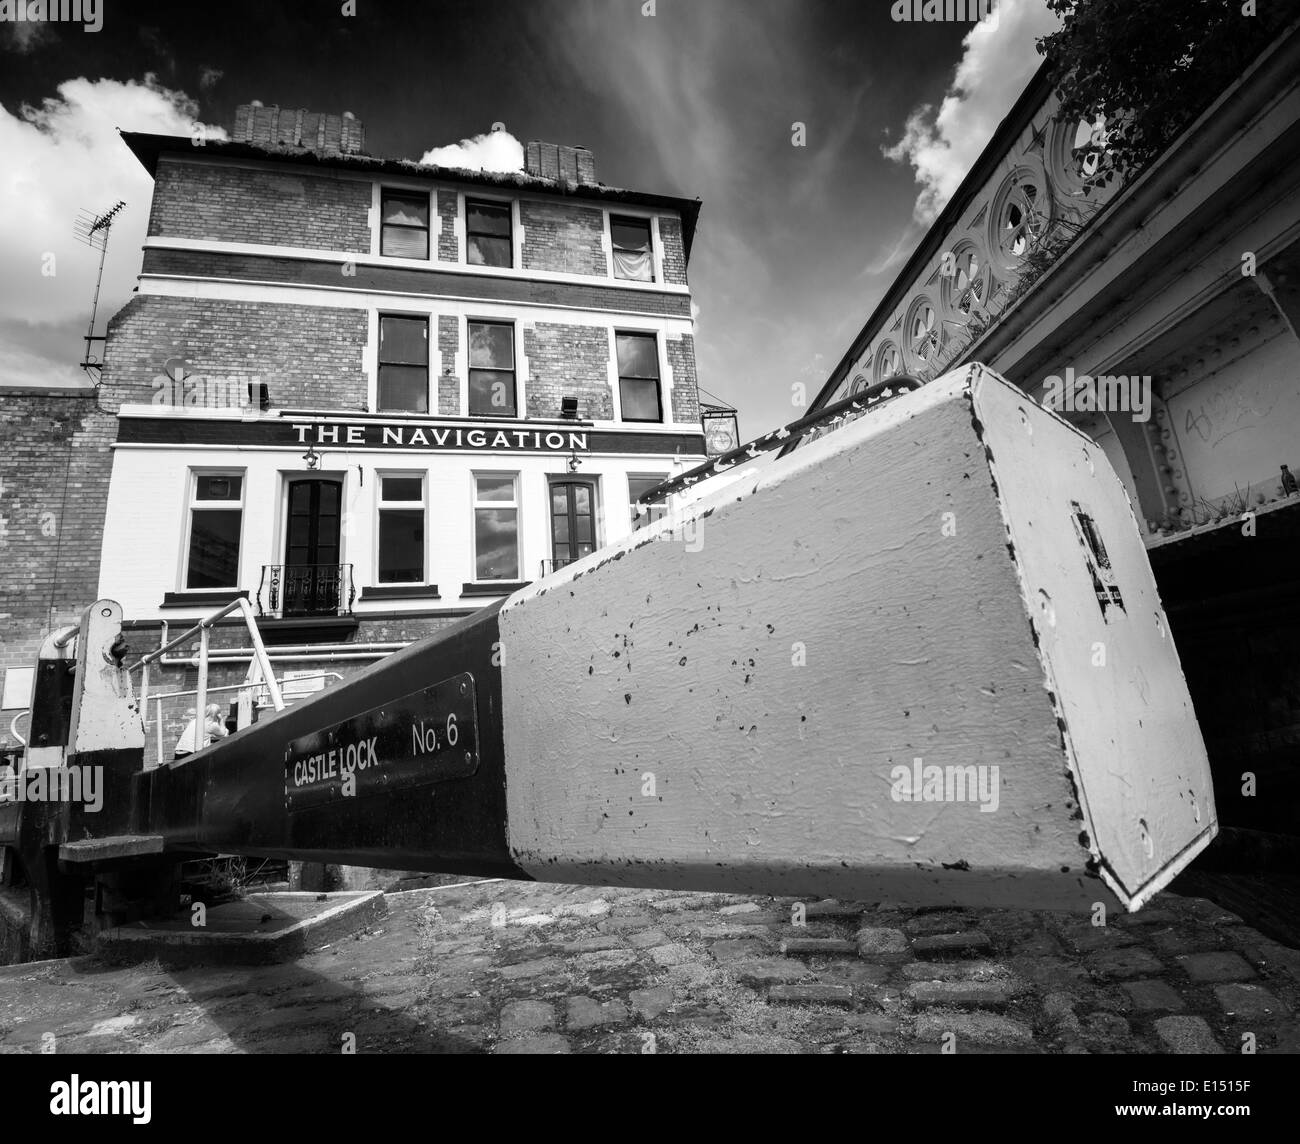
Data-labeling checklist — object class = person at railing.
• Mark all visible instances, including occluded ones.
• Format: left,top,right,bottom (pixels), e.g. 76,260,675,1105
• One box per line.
174,703,230,761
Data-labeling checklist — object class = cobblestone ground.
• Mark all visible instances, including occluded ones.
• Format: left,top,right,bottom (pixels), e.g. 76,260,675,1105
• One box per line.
0,882,1297,1054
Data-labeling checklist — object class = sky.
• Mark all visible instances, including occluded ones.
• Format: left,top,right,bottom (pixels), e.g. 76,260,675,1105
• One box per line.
0,0,1060,437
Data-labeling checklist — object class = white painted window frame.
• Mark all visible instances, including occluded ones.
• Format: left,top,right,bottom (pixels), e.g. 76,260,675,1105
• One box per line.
375,469,429,585
470,470,522,584
181,468,247,591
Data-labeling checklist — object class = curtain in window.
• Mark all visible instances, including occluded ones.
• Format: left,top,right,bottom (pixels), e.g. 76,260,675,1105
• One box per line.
613,248,654,282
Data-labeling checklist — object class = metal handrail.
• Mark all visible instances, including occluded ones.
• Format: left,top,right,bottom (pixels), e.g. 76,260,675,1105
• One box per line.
638,374,925,508
129,597,285,745
142,672,342,764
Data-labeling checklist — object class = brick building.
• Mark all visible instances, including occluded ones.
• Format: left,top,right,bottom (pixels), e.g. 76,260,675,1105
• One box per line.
0,385,116,756
93,106,706,764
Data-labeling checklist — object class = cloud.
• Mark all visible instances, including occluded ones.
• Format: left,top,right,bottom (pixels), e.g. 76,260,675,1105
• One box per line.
0,17,55,53
199,66,223,92
419,127,524,173
0,76,226,387
860,220,924,278
882,0,1060,223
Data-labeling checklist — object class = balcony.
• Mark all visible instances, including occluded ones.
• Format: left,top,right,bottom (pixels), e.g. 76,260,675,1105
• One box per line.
257,564,355,619
539,557,578,578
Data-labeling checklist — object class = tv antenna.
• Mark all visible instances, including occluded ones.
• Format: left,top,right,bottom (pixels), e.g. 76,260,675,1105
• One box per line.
74,200,126,383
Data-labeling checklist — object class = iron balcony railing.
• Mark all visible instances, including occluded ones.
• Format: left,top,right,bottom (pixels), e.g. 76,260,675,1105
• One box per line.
540,557,578,578
257,564,356,618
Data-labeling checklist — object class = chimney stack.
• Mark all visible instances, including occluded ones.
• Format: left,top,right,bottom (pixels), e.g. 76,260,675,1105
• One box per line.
525,141,597,186
232,103,366,156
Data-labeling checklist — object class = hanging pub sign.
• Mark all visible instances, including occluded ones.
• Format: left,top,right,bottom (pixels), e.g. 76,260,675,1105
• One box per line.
702,408,740,457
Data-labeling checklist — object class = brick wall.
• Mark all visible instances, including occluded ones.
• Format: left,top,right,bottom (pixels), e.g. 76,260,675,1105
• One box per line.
667,334,701,425
437,316,461,415
0,388,116,750
100,295,369,411
520,200,606,277
436,190,459,262
149,158,372,252
523,322,613,420
659,216,688,286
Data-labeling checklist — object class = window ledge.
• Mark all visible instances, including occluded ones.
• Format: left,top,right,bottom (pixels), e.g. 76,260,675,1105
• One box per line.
161,590,249,608
359,584,441,601
461,581,530,597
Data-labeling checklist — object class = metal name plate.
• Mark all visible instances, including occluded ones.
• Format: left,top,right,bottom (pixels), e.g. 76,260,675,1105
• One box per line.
285,672,479,812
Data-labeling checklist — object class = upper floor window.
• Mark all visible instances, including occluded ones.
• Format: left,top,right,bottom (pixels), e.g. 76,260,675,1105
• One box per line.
468,321,517,417
380,190,429,259
378,314,429,414
611,215,654,282
616,332,662,423
466,198,512,268
186,472,244,589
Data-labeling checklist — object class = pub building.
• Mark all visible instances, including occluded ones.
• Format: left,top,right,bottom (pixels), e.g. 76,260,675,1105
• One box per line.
95,105,709,764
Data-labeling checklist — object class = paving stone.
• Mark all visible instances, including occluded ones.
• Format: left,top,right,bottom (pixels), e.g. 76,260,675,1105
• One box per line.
558,935,627,954
839,1012,898,1036
819,961,892,988
1153,1015,1224,1055
1122,979,1187,1012
856,926,909,957
1148,927,1227,957
999,932,1062,956
734,960,811,987
768,984,854,1006
1083,1012,1131,1046
710,939,768,963
1213,983,1288,1019
494,1033,571,1054
1059,925,1139,953
906,980,1019,1007
905,913,976,936
780,937,857,956
663,963,714,989
1043,992,1081,1034
629,987,674,1020
910,931,993,959
498,1000,557,1034
718,902,761,916
626,929,670,950
649,943,696,967
1012,956,1090,987
566,996,629,1031
1224,934,1300,980
900,959,1011,982
571,949,638,970
597,915,655,933
805,899,872,919
496,957,566,981
913,1009,1034,1046
1178,951,1255,983
676,922,766,938
648,894,721,913
1084,947,1164,979
1113,908,1181,927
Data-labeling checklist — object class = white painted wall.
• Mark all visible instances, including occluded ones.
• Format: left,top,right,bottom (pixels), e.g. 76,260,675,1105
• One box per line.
100,442,696,619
